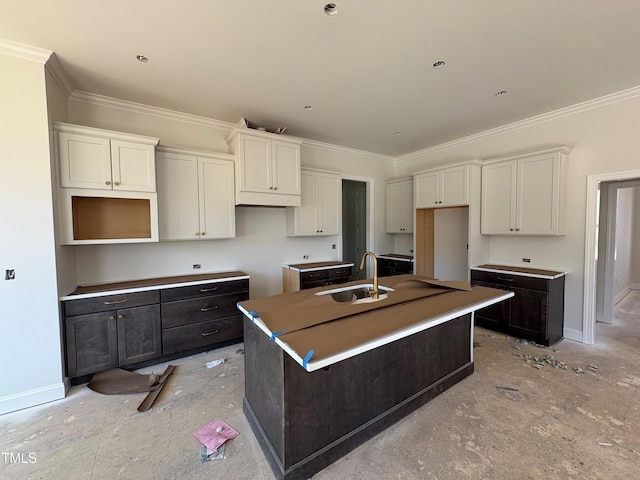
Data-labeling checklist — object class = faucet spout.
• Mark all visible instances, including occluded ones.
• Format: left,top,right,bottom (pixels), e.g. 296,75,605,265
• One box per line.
359,251,379,299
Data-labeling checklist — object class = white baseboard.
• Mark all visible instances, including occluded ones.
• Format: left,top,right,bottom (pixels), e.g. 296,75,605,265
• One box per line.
0,383,66,416
562,327,583,343
630,283,640,291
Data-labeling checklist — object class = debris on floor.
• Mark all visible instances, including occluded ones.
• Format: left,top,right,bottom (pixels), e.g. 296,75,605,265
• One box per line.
473,341,481,348
588,364,599,372
574,367,586,374
193,418,239,462
205,358,226,369
496,386,525,401
236,348,245,355
86,364,176,412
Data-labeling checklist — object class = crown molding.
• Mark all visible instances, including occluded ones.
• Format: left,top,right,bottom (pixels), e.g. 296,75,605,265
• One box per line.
45,53,74,97
396,85,640,163
300,138,395,163
0,37,51,63
69,90,236,131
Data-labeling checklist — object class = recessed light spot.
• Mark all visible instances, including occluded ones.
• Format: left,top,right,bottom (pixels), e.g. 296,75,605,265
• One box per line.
324,3,338,16
304,105,313,110
136,55,149,64
495,90,508,97
432,60,446,69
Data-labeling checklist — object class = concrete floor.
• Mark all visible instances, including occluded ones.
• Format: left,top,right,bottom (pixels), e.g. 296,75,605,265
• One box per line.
1,291,639,480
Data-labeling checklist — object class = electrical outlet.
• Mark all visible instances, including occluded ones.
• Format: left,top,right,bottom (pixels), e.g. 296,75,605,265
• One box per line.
303,254,309,259
332,244,336,249
5,269,15,280
522,258,531,263
193,264,201,269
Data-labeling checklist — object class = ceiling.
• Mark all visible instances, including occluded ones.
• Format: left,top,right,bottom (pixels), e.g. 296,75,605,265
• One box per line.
2,1,640,157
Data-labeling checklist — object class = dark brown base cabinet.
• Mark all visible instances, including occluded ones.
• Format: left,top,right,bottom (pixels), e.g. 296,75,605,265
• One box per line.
63,273,248,383
378,257,413,277
470,268,565,346
243,314,473,480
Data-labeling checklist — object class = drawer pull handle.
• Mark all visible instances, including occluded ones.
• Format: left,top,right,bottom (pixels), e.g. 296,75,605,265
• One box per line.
200,287,218,292
200,305,219,312
104,298,128,305
201,329,220,337
497,277,514,282
307,273,322,278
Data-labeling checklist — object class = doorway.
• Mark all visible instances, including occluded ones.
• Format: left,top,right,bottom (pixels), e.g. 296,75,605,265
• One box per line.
595,180,640,325
583,170,640,345
342,179,368,281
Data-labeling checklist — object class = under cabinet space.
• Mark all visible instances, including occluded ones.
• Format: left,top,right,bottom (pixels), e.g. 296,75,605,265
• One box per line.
72,196,151,240
59,188,159,244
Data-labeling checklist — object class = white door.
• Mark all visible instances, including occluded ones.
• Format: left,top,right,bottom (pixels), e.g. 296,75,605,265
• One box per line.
272,140,301,196
400,180,414,233
386,182,403,233
58,132,112,190
156,151,200,240
517,154,558,235
415,172,438,208
199,158,236,239
481,161,517,234
440,166,468,206
110,140,156,192
296,170,319,235
239,135,271,193
319,172,341,235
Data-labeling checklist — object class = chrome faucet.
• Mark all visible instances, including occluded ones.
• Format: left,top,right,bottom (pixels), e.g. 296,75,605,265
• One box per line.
359,251,379,299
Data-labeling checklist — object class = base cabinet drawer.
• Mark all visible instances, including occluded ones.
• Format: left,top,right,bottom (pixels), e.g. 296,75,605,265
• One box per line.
161,292,248,329
162,316,243,355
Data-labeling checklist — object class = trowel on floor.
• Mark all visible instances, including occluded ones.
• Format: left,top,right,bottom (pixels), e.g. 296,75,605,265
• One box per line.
87,364,175,412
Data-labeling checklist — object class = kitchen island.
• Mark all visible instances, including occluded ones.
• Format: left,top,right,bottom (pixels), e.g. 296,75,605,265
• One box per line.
238,274,512,480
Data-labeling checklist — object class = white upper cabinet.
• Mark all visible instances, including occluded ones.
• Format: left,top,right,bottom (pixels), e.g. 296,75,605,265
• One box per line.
226,128,302,206
481,146,571,236
156,146,235,240
414,164,469,208
55,123,158,192
385,178,413,233
286,168,341,236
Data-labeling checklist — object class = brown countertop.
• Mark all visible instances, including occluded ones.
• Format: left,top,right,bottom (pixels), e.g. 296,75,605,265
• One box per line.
472,264,566,279
285,261,354,272
62,271,249,300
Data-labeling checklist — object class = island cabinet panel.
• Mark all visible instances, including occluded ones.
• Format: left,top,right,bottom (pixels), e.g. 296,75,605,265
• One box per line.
470,268,565,345
243,313,473,480
378,257,414,277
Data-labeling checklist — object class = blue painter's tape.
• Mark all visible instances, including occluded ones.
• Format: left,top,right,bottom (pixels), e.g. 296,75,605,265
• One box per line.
302,350,314,369
270,331,284,341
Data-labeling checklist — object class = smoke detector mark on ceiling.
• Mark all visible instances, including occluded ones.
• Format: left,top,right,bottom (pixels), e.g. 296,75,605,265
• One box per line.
324,3,338,16
136,55,149,64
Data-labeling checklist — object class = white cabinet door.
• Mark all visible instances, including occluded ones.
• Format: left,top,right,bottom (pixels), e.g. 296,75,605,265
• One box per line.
481,161,517,235
272,140,301,196
110,140,156,192
517,154,559,235
481,147,568,236
58,132,112,190
156,151,200,240
386,180,413,233
415,172,438,208
439,165,468,207
238,135,272,194
318,172,341,235
286,169,340,236
199,158,236,239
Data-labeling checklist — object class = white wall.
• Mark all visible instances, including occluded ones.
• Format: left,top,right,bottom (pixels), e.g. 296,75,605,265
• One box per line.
0,54,65,414
634,189,640,286
67,98,395,298
393,91,640,340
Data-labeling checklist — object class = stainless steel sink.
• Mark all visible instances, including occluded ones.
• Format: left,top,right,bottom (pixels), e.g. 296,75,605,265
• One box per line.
315,283,394,304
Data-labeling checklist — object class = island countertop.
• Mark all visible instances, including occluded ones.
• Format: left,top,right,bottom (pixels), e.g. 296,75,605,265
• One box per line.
238,274,512,371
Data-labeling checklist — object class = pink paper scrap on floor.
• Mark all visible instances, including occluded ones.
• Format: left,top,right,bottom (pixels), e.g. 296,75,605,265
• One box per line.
193,418,239,451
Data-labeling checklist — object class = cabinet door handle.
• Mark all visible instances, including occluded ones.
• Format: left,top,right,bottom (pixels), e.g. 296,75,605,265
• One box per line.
269,186,273,190
114,181,120,186
201,329,220,337
200,287,218,292
497,277,514,282
117,314,124,319
105,181,111,186
200,305,219,312
274,187,278,190
195,232,201,236
109,315,115,321
104,298,128,305
201,232,206,236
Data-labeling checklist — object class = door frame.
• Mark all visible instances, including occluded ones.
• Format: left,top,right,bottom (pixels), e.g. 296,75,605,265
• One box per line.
583,169,640,344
